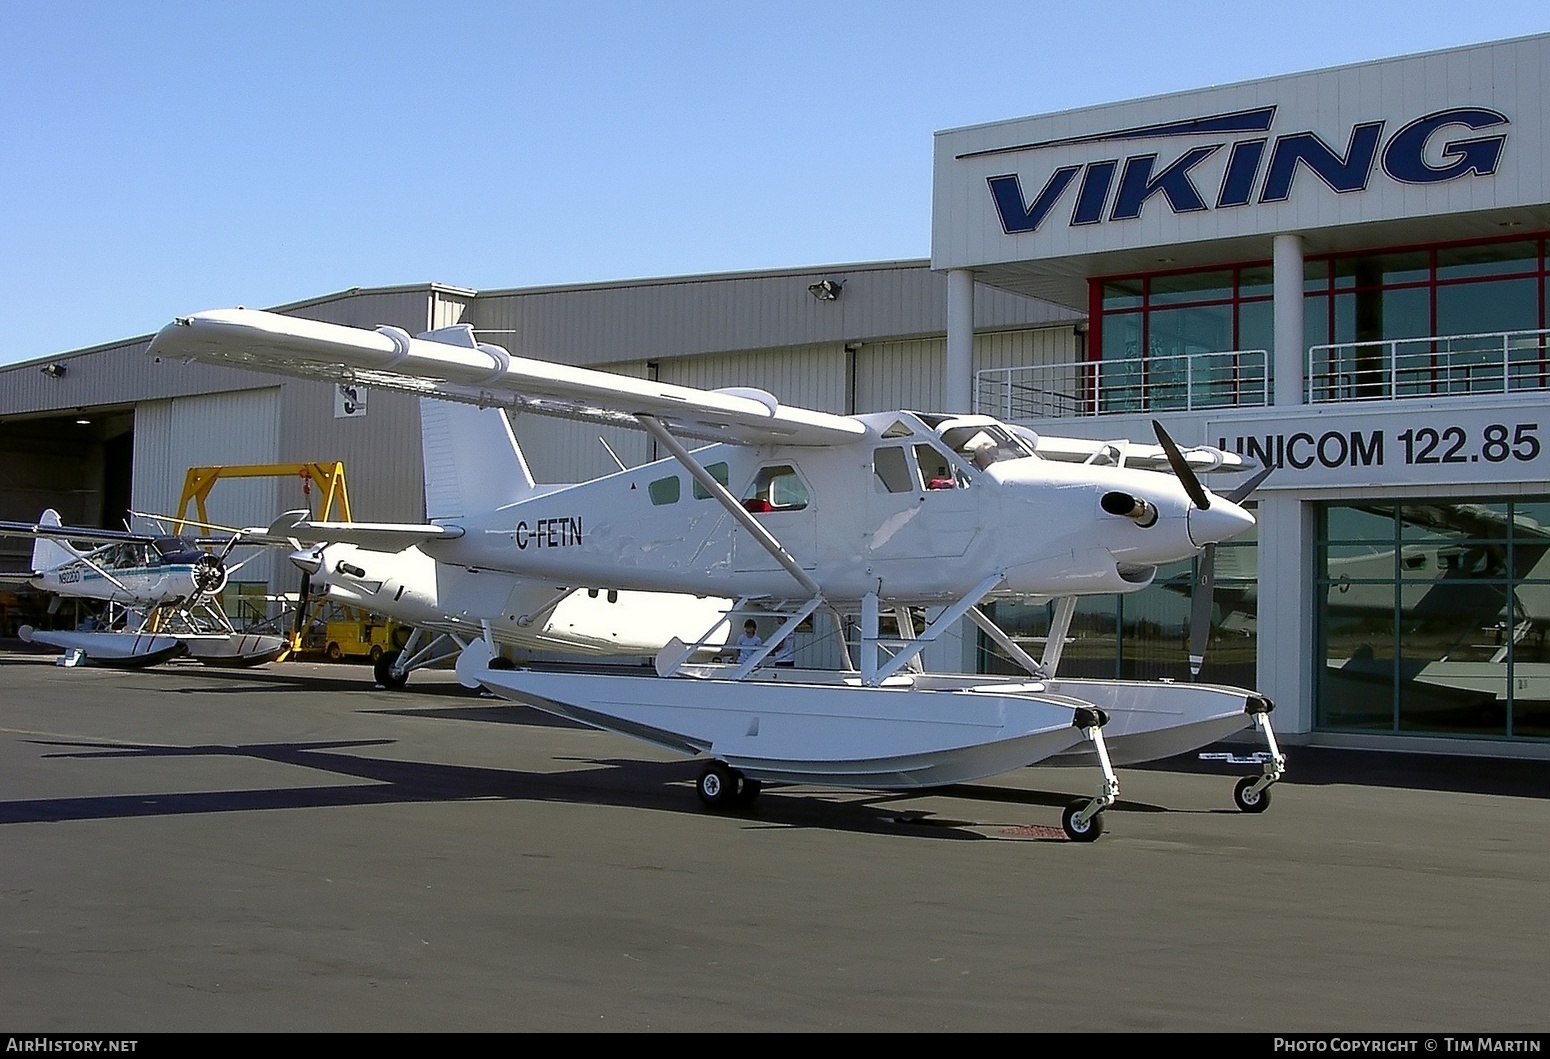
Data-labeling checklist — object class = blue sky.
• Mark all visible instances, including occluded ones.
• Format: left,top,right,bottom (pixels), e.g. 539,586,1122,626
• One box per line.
1,1,1546,365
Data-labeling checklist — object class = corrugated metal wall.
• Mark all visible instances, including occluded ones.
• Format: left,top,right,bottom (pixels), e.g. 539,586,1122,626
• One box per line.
657,345,850,413
855,325,1077,414
469,262,1076,368
131,388,282,588
857,338,944,413
512,325,1079,481
276,379,427,524
511,362,656,483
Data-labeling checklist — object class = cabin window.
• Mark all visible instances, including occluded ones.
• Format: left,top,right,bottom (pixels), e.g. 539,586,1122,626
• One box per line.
692,462,730,500
648,475,680,505
742,464,809,512
914,444,962,490
872,446,917,494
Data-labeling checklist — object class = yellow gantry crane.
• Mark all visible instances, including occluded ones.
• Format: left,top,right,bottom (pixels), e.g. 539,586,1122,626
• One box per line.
172,462,354,659
173,462,353,533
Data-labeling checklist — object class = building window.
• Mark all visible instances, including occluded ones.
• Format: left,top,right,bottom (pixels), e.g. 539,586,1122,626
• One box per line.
1316,497,1550,740
1091,263,1273,412
1090,233,1550,405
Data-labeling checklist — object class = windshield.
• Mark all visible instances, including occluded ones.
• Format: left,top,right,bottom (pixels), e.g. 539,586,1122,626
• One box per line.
938,422,1036,468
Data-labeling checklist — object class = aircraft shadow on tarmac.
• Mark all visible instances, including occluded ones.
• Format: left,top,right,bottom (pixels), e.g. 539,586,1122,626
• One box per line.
1131,744,1550,800
0,736,1136,841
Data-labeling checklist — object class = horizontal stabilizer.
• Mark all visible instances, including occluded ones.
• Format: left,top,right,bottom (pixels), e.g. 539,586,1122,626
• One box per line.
261,509,465,552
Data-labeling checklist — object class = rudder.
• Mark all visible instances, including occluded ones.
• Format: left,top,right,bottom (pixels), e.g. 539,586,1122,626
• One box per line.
30,509,81,573
416,325,537,521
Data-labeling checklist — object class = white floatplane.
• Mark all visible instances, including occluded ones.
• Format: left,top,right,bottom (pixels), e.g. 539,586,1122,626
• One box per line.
150,308,1283,839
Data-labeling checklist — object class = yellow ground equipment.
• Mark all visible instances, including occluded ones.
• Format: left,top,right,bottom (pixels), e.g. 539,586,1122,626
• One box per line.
171,463,355,660
321,613,410,663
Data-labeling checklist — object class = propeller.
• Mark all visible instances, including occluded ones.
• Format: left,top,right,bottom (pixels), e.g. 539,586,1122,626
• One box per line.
1151,419,1211,510
1186,466,1273,679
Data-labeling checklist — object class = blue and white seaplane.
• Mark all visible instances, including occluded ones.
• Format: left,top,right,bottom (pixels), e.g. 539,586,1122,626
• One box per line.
0,511,286,667
149,308,1285,840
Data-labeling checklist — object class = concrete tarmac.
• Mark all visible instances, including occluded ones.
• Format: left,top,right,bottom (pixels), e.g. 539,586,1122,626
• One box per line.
0,649,1546,1033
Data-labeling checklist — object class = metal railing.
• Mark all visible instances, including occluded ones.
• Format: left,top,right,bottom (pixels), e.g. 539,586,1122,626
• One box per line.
974,349,1270,420
1307,329,1550,404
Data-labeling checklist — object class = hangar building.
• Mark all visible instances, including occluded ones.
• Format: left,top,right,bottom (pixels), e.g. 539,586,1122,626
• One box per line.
3,33,1547,757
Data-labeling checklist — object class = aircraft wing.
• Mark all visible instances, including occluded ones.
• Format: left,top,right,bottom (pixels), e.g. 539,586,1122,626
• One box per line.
149,308,868,447
1372,501,1550,542
1030,434,1252,473
0,516,249,551
0,519,157,546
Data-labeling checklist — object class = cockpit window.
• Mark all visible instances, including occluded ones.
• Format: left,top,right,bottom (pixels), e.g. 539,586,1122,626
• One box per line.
915,444,963,490
742,464,810,512
939,423,1035,469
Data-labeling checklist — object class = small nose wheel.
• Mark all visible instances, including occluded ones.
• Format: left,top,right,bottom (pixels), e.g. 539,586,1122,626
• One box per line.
1233,775,1272,813
1061,799,1105,842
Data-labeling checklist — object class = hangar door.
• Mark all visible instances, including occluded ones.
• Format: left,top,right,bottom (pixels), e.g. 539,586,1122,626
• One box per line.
131,388,283,600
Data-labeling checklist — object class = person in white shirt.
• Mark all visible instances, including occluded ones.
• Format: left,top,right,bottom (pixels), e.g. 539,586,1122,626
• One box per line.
735,620,762,663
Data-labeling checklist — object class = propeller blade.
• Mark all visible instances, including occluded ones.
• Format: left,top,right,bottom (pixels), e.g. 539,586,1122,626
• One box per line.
1188,544,1215,680
1227,466,1273,505
1152,419,1211,510
292,569,315,648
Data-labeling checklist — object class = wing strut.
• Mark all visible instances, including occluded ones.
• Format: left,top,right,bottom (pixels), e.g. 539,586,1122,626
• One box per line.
862,573,1004,685
637,415,822,600
967,605,1048,678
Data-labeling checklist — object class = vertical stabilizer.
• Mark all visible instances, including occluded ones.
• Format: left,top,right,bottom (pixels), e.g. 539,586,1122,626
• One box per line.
417,325,537,520
31,510,81,572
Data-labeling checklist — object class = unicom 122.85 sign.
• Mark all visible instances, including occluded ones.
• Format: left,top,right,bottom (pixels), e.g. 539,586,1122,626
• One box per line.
976,106,1508,235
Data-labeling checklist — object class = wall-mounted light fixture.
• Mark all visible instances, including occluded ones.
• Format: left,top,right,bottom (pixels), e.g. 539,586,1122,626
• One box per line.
807,279,843,301
41,363,66,378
